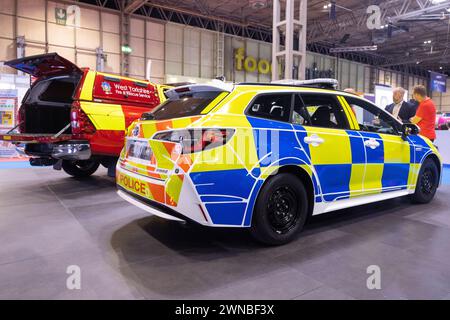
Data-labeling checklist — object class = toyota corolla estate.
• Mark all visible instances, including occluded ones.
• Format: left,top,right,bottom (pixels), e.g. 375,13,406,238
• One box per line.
116,79,441,245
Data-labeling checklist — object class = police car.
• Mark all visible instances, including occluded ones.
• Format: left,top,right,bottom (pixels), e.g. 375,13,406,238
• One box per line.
116,79,441,245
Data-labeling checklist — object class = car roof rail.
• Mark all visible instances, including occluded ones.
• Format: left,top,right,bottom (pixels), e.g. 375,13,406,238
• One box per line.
238,78,339,90
271,78,339,89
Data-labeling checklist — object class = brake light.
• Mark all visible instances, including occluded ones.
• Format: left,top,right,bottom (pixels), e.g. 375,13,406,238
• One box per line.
153,129,235,154
71,101,96,135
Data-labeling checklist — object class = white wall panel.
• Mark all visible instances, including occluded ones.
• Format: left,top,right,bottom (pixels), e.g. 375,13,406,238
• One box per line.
246,41,258,57
130,18,145,38
48,46,75,63
0,38,15,62
130,36,145,57
77,53,96,70
18,0,45,20
184,63,199,77
259,43,271,60
184,46,199,64
103,33,120,54
0,0,14,14
146,21,164,41
48,23,74,47
200,49,213,66
79,7,100,30
25,45,46,57
76,28,100,50
101,12,119,34
104,53,120,74
150,60,164,78
349,63,357,89
146,40,164,60
17,18,45,42
356,65,364,92
246,72,258,82
201,66,213,79
378,70,384,84
166,43,182,62
364,67,371,93
340,60,349,89
129,56,145,76
184,28,200,47
0,14,14,39
166,24,183,44
166,61,182,75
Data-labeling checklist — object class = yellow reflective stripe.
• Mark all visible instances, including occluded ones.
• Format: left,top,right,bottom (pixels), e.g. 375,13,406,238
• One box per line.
80,101,125,130
201,92,229,114
148,140,174,171
79,71,95,101
338,96,360,130
165,175,184,205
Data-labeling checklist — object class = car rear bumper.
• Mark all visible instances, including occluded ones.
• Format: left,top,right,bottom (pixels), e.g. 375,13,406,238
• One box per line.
117,187,187,223
116,165,214,226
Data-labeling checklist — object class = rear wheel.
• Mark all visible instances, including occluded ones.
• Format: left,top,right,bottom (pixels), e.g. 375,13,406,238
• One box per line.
62,159,100,178
410,158,439,204
250,173,308,245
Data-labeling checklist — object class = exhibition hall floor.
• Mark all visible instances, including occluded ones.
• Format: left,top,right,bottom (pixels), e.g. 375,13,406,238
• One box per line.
1,166,450,300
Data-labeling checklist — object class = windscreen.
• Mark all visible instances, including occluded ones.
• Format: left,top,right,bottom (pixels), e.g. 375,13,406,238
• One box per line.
150,91,223,120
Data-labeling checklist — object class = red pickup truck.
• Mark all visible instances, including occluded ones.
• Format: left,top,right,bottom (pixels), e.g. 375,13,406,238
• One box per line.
0,53,170,177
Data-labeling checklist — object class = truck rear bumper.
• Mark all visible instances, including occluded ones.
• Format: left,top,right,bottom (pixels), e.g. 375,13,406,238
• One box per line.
52,143,91,160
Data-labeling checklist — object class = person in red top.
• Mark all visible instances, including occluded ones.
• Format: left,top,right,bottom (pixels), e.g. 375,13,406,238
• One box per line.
410,85,437,142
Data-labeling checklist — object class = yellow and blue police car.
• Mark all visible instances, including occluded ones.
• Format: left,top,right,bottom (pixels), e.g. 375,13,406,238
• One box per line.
116,79,442,245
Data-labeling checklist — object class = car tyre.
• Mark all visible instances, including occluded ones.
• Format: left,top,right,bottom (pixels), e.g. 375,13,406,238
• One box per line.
250,173,308,245
410,158,439,204
62,159,100,178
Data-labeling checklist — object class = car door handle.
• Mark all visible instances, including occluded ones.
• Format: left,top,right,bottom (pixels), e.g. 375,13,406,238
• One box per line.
364,138,380,149
304,134,324,147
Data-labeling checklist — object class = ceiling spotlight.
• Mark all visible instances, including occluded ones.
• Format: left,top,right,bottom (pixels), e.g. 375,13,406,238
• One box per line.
440,66,443,70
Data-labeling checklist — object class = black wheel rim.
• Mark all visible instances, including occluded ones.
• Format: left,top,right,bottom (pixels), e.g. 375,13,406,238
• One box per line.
267,186,299,234
420,168,435,195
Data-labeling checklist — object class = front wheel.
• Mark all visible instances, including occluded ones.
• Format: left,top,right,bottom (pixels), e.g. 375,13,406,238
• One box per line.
250,173,308,245
410,158,439,204
62,159,100,178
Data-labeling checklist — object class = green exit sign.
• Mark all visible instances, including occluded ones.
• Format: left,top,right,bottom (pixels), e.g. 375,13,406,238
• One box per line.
121,45,132,54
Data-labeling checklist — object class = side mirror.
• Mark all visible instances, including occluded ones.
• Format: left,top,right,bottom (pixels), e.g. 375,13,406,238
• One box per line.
401,123,419,140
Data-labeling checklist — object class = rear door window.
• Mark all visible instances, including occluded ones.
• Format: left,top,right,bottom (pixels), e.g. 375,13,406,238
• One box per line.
151,91,223,120
299,94,350,129
247,93,292,122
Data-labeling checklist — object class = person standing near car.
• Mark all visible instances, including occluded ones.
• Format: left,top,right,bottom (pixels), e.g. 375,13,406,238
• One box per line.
410,85,437,142
385,87,415,123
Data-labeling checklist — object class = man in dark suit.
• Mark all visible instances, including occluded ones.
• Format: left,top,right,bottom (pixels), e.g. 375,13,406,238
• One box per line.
385,87,415,123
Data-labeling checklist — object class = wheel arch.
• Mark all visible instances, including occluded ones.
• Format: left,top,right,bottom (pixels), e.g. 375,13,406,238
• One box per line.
260,165,316,217
424,153,442,181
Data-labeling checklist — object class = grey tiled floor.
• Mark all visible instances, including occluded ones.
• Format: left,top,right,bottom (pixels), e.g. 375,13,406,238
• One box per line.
0,167,450,299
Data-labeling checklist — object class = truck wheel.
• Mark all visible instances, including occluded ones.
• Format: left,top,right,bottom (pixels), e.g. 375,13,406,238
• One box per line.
62,160,100,178
250,173,308,245
410,158,439,204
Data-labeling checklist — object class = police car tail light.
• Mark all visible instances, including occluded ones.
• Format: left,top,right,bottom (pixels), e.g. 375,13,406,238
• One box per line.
71,101,96,135
154,129,235,154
